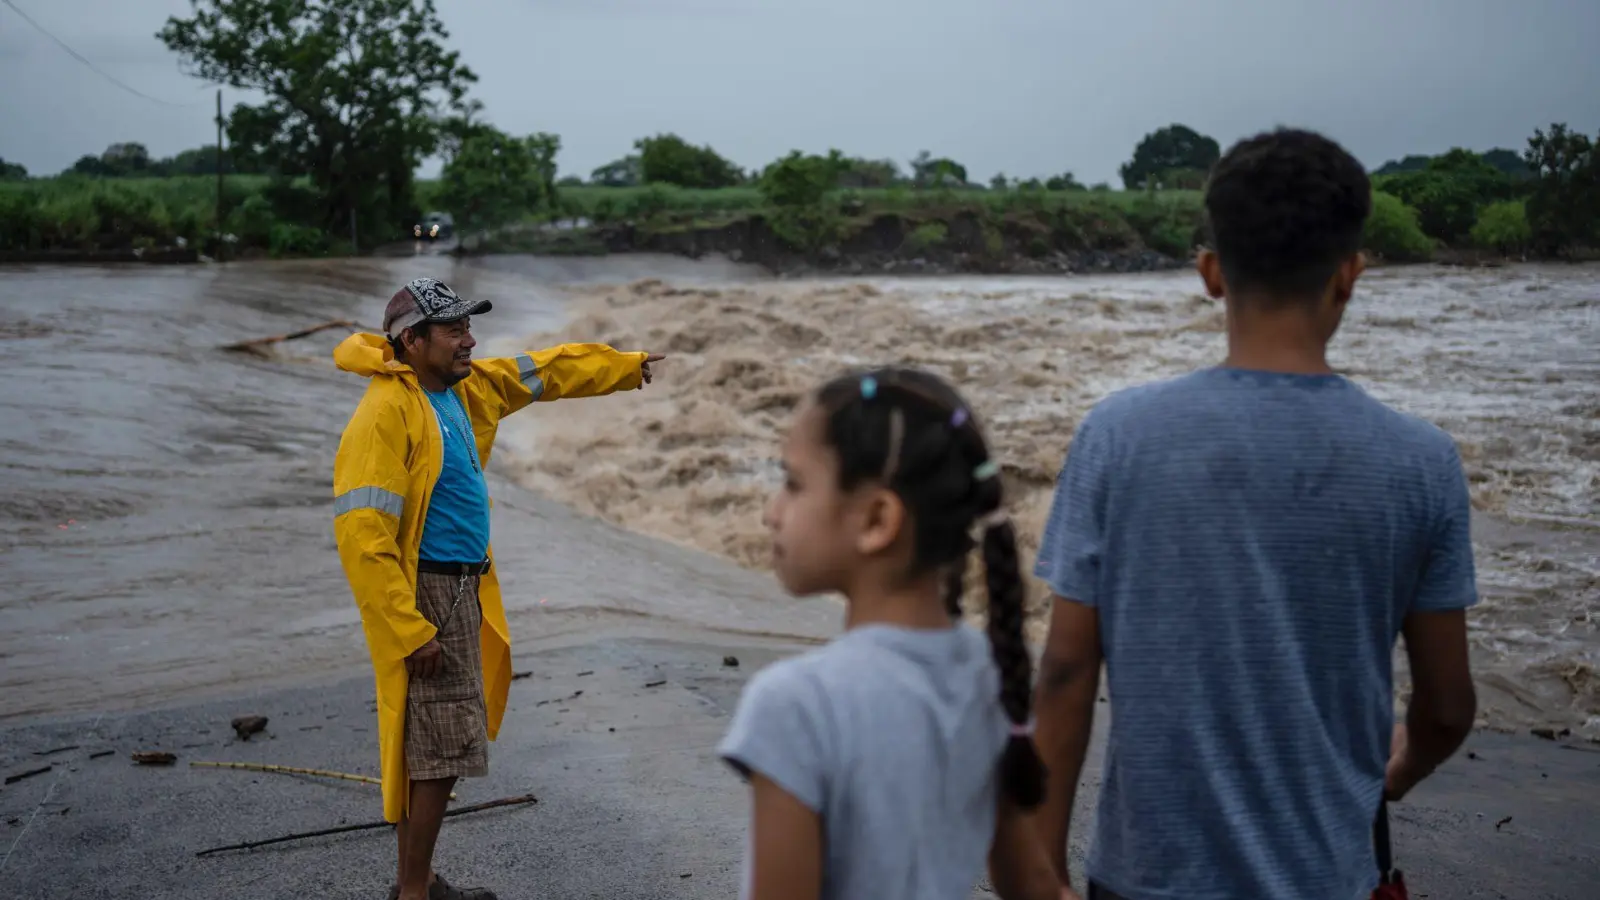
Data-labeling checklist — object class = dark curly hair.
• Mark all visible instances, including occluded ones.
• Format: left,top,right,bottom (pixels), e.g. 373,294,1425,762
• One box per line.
812,366,1046,810
1204,127,1372,301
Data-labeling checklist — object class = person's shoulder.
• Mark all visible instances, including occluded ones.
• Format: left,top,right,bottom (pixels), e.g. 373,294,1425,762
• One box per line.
352,378,414,421
1075,371,1211,436
340,379,421,448
739,647,832,709
1347,388,1461,462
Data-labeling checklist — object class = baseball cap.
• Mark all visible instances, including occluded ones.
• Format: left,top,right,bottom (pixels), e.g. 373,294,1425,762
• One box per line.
382,277,492,337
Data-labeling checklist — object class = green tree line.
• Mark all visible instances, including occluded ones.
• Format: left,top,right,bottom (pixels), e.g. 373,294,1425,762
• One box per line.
1,0,1596,260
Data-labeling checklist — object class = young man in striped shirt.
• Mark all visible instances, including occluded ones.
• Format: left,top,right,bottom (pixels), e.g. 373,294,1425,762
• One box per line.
1030,128,1479,900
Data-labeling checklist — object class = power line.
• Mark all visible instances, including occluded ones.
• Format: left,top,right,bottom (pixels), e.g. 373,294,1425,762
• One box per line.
0,0,200,108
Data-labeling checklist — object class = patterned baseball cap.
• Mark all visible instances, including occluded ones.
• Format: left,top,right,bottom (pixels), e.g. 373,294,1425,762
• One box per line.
382,277,492,337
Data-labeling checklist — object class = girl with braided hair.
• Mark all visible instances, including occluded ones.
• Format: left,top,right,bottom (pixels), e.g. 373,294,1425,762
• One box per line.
717,366,1070,900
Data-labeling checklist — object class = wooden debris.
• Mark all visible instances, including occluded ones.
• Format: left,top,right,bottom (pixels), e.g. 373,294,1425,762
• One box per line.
194,792,538,857
89,750,115,760
231,716,269,741
132,751,177,766
644,680,666,688
722,656,739,668
189,761,453,799
511,671,532,680
221,319,370,356
4,766,51,785
33,745,79,757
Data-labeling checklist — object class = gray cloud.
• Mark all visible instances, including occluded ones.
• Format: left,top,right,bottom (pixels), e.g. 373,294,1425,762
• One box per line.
2,0,1597,183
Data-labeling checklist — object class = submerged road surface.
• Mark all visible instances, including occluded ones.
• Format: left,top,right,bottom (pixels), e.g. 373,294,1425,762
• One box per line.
0,255,778,722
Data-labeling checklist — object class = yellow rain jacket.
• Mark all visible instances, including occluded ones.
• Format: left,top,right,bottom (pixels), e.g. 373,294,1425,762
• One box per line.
331,332,647,822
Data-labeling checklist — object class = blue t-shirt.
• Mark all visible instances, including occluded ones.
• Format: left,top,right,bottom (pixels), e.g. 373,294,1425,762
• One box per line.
1034,366,1478,900
418,387,490,563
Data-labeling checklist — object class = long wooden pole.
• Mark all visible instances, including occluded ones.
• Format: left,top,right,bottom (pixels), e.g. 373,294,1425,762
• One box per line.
194,793,538,857
189,761,454,799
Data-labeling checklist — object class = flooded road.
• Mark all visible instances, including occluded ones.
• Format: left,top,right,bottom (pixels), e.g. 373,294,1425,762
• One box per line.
1,256,1595,741
0,255,769,722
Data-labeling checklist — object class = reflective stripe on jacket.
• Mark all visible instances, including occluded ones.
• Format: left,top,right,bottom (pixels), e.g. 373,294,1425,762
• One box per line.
331,332,646,822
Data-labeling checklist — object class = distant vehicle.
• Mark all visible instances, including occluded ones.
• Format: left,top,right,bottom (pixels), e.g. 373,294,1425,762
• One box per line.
414,211,454,241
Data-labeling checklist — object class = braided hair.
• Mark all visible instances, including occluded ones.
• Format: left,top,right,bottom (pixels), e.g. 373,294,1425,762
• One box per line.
812,366,1046,809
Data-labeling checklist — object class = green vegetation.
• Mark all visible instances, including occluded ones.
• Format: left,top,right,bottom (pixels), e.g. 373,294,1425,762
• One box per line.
1469,200,1532,255
1,0,1595,266
1363,192,1436,262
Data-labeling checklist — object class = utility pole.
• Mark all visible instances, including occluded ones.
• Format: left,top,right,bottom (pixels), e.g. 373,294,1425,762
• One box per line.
215,89,224,236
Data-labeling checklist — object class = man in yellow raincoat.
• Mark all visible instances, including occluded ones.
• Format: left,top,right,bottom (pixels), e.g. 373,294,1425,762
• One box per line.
332,277,663,900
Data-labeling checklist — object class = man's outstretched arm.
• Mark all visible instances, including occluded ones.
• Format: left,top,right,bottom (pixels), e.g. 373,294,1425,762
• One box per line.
473,343,665,416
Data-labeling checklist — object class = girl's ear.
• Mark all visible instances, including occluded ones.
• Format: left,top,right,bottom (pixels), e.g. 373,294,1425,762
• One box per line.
852,486,907,558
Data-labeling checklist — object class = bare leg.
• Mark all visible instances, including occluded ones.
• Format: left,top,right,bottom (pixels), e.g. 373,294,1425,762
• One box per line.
395,818,409,895
398,776,457,900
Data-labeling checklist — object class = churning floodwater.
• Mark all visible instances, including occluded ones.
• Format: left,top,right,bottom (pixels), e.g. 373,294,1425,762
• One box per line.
0,256,1595,739
507,263,1600,739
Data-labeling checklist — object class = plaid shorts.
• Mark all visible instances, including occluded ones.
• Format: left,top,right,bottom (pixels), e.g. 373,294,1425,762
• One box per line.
403,571,489,782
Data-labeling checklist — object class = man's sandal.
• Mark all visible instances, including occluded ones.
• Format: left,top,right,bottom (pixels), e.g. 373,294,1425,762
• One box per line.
429,874,497,900
386,875,495,900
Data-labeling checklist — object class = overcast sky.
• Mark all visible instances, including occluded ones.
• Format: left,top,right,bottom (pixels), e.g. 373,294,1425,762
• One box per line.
3,0,1598,184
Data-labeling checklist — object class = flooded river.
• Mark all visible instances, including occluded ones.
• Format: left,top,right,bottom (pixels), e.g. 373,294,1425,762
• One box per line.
1,256,1596,740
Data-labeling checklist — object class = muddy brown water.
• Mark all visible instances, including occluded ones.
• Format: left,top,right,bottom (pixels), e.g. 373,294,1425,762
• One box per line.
0,256,1595,742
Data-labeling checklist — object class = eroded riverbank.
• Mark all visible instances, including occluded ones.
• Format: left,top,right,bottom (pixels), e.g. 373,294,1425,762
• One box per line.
503,263,1600,740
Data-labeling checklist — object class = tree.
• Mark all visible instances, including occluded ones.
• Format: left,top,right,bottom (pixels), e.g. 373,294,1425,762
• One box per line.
102,143,154,176
1376,149,1532,180
523,132,561,206
1523,123,1599,253
1120,124,1220,189
909,151,967,187
634,134,741,188
836,157,899,188
1045,172,1085,191
760,150,845,208
436,98,490,166
0,158,25,180
590,156,641,187
158,0,477,243
1372,154,1434,176
436,127,554,236
759,150,847,252
162,145,249,176
68,155,113,177
1479,148,1532,179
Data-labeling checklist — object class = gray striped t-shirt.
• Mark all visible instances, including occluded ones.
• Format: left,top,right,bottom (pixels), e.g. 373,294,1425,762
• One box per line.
1035,366,1478,900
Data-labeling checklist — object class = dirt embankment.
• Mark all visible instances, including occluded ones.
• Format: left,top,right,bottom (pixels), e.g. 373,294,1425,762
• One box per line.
479,208,1188,278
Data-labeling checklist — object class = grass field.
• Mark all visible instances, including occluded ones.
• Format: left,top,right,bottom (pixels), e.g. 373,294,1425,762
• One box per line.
0,174,1209,257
